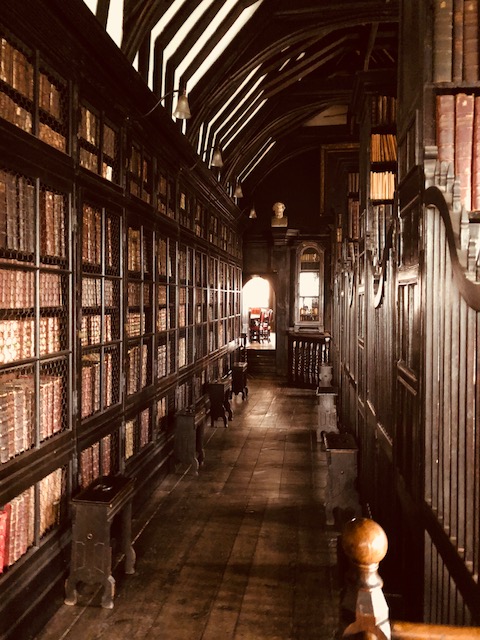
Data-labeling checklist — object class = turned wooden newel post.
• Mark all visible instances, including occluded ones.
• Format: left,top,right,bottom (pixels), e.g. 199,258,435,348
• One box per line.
341,517,391,640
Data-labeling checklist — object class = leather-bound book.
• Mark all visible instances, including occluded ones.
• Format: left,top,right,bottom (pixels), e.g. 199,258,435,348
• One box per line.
436,94,455,165
463,0,478,82
434,0,453,82
455,93,474,211
453,0,464,81
471,96,480,210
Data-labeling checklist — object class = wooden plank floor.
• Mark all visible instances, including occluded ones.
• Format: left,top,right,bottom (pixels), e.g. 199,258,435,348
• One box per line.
35,380,341,640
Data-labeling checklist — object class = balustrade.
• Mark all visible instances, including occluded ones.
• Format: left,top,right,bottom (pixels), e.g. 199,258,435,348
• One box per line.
340,517,480,639
287,332,331,387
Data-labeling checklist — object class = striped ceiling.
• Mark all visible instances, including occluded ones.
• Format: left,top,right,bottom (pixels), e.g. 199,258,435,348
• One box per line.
83,0,398,198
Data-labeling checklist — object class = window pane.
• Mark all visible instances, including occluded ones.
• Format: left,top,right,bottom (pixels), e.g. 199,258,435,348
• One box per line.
299,271,318,296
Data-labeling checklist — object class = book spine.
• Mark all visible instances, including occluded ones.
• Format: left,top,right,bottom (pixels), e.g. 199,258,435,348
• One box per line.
436,94,455,165
453,0,464,82
463,0,478,82
434,0,454,82
455,93,474,211
472,96,480,210
1,503,12,570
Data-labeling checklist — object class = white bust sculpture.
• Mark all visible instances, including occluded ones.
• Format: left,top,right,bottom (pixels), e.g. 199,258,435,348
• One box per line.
271,201,288,227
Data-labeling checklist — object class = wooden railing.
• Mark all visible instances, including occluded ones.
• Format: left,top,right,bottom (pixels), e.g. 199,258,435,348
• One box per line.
287,331,331,387
340,517,480,639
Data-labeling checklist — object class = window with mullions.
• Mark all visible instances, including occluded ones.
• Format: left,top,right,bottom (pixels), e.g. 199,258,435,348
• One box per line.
295,244,324,332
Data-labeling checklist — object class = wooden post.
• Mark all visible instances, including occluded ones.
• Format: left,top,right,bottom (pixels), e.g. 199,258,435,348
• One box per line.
341,517,391,639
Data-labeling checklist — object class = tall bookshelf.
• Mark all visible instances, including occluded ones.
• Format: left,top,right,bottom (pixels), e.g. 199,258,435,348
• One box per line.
0,164,72,568
0,7,244,638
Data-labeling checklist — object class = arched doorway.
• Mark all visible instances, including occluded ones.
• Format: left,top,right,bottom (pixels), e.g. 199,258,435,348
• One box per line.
242,276,276,349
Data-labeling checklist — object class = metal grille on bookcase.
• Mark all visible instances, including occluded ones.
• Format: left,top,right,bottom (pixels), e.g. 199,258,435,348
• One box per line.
155,395,168,441
38,65,68,154
0,28,69,154
78,104,119,182
0,31,34,136
0,166,71,461
81,203,121,418
125,406,152,461
38,465,67,539
79,431,120,489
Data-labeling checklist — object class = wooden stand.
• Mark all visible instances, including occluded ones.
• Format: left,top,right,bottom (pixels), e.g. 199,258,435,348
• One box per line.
232,362,248,399
174,408,205,473
208,379,232,427
64,475,135,609
322,432,360,528
316,387,338,441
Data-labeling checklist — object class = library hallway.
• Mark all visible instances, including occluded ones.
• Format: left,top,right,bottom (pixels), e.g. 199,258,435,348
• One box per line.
35,379,341,640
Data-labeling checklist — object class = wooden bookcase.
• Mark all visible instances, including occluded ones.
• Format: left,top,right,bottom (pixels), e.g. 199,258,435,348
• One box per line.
0,6,244,638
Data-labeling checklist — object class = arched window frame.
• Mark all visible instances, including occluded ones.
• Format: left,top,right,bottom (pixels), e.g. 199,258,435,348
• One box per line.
294,242,324,332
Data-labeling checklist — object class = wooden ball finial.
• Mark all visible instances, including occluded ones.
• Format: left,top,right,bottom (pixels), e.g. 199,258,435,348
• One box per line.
341,517,388,566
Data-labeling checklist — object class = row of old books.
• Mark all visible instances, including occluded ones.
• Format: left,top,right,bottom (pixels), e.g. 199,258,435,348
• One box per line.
176,381,192,412
38,467,63,538
126,312,142,338
436,93,480,211
79,105,98,147
127,228,142,272
370,133,397,163
81,207,116,270
81,351,113,418
130,418,146,458
1,92,32,133
39,73,62,120
0,38,33,100
348,197,360,240
2,89,65,152
80,313,113,347
0,486,34,574
0,316,62,364
370,171,396,200
348,171,360,194
0,318,34,364
127,281,142,306
195,329,206,360
178,304,186,328
157,307,168,332
82,204,102,266
0,374,64,462
178,336,186,368
125,412,151,460
39,122,66,153
0,171,34,254
79,434,113,488
370,95,397,128
126,343,148,395
0,172,67,258
371,203,394,259
434,0,479,84
0,268,64,309
40,190,66,258
139,409,150,448
157,343,167,378
79,147,98,174
125,420,135,459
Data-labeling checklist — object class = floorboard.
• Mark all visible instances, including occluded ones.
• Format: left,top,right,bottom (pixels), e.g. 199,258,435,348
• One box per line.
34,379,341,640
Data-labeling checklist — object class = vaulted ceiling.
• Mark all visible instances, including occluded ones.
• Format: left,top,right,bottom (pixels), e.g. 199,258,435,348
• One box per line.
88,0,398,200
